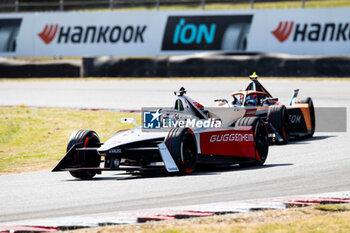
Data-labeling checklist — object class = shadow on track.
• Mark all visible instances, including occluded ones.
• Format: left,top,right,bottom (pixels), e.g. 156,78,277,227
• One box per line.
63,163,293,181
195,163,293,174
287,135,335,145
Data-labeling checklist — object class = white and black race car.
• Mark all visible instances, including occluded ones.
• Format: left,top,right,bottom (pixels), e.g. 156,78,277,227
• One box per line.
52,88,269,179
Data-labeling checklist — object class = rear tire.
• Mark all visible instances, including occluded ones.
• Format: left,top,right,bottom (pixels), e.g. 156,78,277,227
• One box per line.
267,105,289,144
165,127,198,175
236,117,269,166
67,130,101,179
295,97,315,137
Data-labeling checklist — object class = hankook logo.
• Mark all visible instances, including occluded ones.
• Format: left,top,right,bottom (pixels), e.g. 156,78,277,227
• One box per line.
38,24,59,44
272,21,350,43
271,21,294,43
37,24,146,45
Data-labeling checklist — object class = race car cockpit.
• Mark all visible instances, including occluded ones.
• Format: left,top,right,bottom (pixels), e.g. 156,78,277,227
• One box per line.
239,72,279,106
215,72,278,107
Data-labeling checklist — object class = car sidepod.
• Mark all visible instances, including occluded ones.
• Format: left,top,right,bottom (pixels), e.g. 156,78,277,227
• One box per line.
196,124,267,165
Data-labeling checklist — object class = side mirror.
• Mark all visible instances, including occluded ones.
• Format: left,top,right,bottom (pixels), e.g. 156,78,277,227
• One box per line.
262,97,278,106
214,99,228,103
214,99,229,107
121,118,138,128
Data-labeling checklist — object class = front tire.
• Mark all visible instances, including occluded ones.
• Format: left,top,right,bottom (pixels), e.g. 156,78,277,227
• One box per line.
165,127,198,175
236,117,269,166
67,130,101,179
267,105,289,144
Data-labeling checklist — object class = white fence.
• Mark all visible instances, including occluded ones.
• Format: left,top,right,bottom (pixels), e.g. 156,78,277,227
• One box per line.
0,8,349,56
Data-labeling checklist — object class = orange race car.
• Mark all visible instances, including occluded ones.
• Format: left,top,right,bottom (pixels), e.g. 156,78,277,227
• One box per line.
214,73,315,144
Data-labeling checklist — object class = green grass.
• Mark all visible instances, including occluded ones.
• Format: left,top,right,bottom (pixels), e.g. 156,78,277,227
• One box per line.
0,106,141,174
169,0,350,10
79,0,350,11
315,204,349,212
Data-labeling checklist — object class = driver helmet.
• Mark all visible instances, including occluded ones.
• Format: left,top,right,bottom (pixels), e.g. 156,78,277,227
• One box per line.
247,94,258,105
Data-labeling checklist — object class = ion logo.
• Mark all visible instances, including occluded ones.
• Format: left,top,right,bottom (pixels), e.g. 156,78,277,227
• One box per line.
271,21,294,43
143,109,161,129
162,15,252,51
38,24,59,44
173,18,216,45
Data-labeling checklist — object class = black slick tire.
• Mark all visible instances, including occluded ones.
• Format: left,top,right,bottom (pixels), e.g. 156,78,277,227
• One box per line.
67,129,101,179
165,127,198,175
236,117,269,167
267,105,289,144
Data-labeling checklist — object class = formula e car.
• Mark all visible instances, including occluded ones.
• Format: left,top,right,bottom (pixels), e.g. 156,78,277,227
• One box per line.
52,88,269,179
214,73,315,144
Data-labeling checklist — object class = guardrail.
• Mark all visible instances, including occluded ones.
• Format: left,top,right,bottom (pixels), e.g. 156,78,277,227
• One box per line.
0,0,307,12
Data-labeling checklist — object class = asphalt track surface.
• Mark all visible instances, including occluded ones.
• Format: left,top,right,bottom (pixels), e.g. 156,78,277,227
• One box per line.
0,79,349,223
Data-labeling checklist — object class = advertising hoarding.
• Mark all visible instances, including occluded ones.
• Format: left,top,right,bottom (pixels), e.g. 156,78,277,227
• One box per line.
0,8,349,56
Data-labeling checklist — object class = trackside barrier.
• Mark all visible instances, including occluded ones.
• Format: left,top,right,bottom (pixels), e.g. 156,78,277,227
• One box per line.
1,53,350,78
82,53,350,77
0,8,350,57
0,58,81,78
